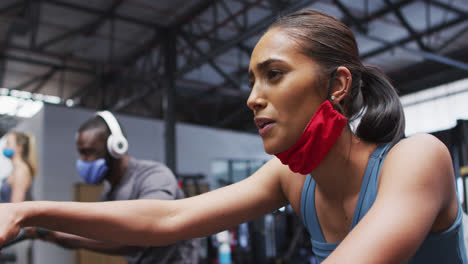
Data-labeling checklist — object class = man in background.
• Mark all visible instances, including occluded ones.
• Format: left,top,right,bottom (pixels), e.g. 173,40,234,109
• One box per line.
30,111,198,264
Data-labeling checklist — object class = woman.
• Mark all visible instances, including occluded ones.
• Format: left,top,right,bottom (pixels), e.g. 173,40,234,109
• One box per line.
0,9,465,263
1,132,37,203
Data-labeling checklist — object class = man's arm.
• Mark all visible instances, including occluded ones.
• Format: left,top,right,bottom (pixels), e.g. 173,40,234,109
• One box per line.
37,230,143,255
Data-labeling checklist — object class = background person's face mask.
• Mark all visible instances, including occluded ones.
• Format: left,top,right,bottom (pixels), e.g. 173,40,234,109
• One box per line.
3,149,15,159
75,158,109,184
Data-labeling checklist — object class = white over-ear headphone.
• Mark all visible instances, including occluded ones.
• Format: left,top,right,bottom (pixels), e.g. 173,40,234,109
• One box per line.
96,111,128,159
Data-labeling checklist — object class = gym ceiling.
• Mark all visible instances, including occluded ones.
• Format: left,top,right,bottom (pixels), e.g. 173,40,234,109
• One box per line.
0,0,467,133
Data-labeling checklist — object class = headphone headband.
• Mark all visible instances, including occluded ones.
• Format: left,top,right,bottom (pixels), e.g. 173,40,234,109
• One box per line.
96,111,125,139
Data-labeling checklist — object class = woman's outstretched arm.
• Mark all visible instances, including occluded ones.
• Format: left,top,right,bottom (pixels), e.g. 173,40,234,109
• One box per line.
0,158,291,247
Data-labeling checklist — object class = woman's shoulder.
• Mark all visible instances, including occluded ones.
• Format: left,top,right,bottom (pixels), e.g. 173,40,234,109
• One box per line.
380,133,454,191
11,161,32,179
388,134,450,162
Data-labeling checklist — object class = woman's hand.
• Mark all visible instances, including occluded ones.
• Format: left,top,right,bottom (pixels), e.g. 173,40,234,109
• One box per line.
0,203,22,247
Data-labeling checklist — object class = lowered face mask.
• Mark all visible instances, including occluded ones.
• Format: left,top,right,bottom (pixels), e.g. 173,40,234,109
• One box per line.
274,69,348,175
76,158,109,184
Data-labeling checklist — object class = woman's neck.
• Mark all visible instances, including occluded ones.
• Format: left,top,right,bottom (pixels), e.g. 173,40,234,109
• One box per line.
11,155,25,166
310,127,378,201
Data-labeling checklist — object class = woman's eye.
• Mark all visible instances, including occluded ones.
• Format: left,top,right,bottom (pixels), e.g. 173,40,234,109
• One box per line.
267,70,282,81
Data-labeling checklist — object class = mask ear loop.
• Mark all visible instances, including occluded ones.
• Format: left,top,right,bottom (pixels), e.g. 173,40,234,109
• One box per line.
326,68,338,101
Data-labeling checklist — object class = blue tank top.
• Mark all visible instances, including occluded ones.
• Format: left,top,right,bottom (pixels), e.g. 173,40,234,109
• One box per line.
300,143,468,263
0,177,32,203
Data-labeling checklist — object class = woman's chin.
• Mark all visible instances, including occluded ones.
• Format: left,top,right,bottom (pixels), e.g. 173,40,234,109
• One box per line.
263,142,288,155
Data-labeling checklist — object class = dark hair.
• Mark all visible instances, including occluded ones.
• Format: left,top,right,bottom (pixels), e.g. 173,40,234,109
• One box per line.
78,116,110,137
270,9,405,144
79,114,127,139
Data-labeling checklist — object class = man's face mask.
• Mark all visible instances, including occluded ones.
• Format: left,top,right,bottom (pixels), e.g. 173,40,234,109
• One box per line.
75,158,109,184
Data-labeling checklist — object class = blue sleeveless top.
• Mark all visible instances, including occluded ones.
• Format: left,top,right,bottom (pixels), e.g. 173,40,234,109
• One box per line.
300,143,468,263
0,177,32,203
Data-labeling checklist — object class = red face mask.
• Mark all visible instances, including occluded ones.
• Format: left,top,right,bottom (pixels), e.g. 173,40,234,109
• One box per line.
275,70,348,175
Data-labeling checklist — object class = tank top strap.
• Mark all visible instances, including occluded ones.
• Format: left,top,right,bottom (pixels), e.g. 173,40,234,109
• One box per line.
351,142,393,228
301,143,393,242
301,174,327,242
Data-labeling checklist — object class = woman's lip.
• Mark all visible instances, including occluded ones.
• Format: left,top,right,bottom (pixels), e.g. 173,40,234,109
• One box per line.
258,122,275,136
254,117,275,129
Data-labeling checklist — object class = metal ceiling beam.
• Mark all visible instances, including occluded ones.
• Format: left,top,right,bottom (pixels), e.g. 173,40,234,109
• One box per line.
30,67,60,93
37,0,124,51
28,0,41,48
360,33,468,71
356,0,414,25
11,66,58,91
267,0,290,10
44,0,159,29
111,88,159,112
361,14,467,59
333,0,367,33
105,0,221,111
0,2,25,15
435,25,468,52
219,0,244,31
67,79,97,100
184,0,262,51
1,43,98,66
383,0,429,51
0,23,16,87
388,47,468,95
177,0,318,77
184,0,415,58
162,28,177,173
120,0,217,69
121,30,162,66
173,0,218,28
429,0,468,18
179,30,242,89
237,43,252,56
1,53,94,74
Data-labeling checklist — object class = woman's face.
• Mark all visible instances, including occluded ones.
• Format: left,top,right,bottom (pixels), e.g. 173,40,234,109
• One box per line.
248,28,325,154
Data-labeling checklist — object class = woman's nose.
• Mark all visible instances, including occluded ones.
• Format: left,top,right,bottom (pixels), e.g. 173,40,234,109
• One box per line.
247,89,267,112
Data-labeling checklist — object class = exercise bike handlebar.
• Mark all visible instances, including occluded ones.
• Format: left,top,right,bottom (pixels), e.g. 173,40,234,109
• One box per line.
1,227,50,249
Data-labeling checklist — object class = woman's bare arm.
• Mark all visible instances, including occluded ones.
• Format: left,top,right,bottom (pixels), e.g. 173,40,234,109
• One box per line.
0,158,290,246
323,134,457,264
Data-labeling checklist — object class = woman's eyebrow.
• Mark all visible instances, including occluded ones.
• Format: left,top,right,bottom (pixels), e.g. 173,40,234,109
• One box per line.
249,58,285,79
256,58,283,72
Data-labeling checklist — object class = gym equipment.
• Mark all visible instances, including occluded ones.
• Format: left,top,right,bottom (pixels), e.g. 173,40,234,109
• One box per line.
0,227,50,262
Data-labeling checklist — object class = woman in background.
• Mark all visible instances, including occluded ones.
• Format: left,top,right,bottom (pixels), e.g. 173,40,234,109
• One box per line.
1,131,38,203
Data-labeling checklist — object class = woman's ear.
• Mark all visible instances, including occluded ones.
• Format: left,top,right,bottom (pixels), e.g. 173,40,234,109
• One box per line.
329,66,351,106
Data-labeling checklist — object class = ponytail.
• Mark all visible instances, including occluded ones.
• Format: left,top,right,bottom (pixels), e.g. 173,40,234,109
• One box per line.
12,132,38,177
352,66,405,144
